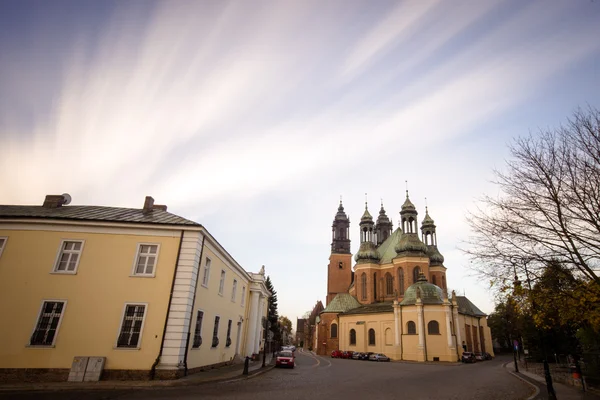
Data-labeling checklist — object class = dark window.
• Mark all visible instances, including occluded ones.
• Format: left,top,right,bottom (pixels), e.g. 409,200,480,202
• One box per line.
442,275,446,289
385,273,393,296
373,273,377,299
432,275,437,285
338,261,343,269
361,273,367,300
407,321,416,335
350,329,356,345
117,304,146,348
413,266,421,283
368,328,376,345
331,323,338,338
192,310,204,348
398,268,405,295
226,319,232,347
428,320,440,335
212,316,220,347
30,301,65,346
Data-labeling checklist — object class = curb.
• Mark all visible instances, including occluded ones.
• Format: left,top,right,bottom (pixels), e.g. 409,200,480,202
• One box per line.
502,361,540,400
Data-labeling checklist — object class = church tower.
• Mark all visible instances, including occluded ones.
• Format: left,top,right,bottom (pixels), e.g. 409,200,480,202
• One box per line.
421,207,447,290
374,201,393,245
327,200,353,305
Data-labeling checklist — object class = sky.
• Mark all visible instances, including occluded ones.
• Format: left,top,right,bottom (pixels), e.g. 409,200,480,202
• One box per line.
1,0,600,331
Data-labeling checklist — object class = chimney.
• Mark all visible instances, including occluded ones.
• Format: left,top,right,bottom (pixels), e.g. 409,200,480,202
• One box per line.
43,195,66,209
143,196,155,213
153,205,168,211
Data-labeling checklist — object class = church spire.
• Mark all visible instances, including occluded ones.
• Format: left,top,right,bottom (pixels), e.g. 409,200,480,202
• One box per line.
331,199,351,254
375,199,393,245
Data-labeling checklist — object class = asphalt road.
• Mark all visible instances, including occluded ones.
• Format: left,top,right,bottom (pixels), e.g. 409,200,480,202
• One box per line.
0,351,534,400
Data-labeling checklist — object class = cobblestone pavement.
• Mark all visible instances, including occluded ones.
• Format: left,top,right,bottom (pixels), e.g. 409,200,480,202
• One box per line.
0,352,535,400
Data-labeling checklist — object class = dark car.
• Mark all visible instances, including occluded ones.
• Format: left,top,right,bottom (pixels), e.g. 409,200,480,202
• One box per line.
331,350,343,358
461,352,476,363
474,352,485,361
483,352,493,360
359,352,373,360
351,352,362,360
276,351,295,368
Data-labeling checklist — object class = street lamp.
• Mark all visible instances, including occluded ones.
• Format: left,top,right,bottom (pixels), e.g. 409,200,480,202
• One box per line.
513,261,557,400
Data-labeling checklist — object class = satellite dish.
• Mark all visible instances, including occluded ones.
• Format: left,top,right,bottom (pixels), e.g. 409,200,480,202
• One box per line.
61,193,72,205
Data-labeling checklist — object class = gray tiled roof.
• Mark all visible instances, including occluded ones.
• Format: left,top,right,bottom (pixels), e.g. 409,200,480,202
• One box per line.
321,294,362,314
341,302,393,315
0,205,200,227
456,296,487,317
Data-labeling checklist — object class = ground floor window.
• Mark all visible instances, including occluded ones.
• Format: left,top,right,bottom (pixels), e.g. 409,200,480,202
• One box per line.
350,329,356,345
368,328,376,345
30,301,66,346
331,323,338,338
117,304,146,348
427,320,440,335
407,321,416,334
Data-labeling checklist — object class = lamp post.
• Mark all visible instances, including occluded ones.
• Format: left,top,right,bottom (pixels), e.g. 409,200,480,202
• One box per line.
514,261,557,399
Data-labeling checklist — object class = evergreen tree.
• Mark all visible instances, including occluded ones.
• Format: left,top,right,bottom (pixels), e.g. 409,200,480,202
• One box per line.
265,276,281,342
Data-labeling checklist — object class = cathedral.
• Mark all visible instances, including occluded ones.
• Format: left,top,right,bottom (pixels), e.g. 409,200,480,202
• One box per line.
315,193,494,362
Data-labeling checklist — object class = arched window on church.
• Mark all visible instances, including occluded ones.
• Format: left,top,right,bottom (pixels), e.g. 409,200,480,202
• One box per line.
361,273,367,300
385,273,393,296
442,275,446,290
413,266,421,283
368,328,376,345
398,268,404,295
407,321,416,335
427,320,440,335
331,323,338,338
432,275,437,285
350,329,356,345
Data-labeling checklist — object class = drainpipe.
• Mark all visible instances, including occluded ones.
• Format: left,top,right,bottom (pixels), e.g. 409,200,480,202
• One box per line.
421,306,428,362
183,233,206,376
150,230,185,380
399,304,403,360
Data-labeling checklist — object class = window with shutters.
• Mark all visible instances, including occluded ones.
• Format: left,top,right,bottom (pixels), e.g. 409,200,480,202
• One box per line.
192,310,204,348
407,321,416,335
132,244,159,277
117,304,147,348
29,301,66,346
53,240,84,273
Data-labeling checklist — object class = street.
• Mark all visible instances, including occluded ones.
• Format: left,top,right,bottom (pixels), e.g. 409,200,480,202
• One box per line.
0,351,533,400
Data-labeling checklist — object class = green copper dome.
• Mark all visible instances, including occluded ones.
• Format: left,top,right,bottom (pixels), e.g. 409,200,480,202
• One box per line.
421,209,435,228
400,273,444,305
355,241,380,263
427,245,445,266
361,207,373,222
395,232,428,255
401,196,416,212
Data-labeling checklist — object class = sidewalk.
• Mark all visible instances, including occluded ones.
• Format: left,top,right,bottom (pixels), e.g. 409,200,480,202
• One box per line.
505,362,600,399
0,354,275,392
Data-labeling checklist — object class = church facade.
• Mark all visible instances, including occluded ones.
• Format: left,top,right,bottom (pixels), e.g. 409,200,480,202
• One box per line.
316,194,494,362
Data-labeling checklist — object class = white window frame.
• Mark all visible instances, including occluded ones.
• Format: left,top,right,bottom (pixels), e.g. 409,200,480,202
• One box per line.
201,257,211,288
28,299,67,347
131,243,160,277
241,286,246,306
51,239,85,274
115,303,148,349
0,236,7,259
231,279,237,302
218,270,226,295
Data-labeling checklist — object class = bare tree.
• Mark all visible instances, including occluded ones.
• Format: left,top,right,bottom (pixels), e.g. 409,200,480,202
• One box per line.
464,107,600,287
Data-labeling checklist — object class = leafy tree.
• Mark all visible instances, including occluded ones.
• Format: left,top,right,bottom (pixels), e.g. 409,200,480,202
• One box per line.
279,316,292,333
464,107,600,288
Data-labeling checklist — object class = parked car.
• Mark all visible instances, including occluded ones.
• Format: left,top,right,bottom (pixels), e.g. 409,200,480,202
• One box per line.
351,352,362,360
474,352,485,361
359,352,373,360
483,352,493,360
341,351,354,359
461,352,476,363
331,350,343,358
276,351,295,368
369,353,390,362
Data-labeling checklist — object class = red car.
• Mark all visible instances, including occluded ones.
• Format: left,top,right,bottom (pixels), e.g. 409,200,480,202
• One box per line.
341,351,354,359
331,350,343,358
276,351,295,368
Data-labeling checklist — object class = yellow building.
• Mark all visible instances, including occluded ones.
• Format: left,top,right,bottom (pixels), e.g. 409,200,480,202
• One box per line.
0,194,270,382
316,194,494,361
